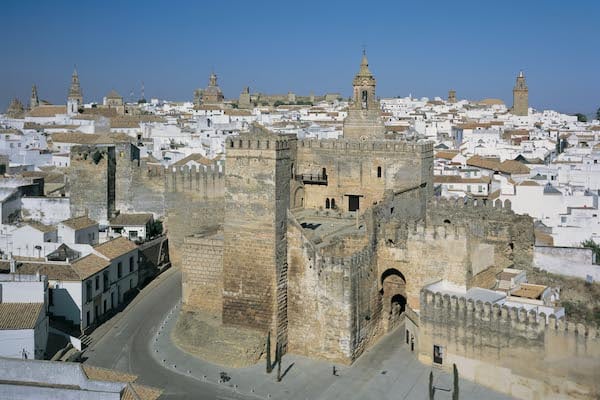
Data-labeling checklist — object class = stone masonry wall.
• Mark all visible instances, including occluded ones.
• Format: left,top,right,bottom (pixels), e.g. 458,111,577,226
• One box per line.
182,230,224,314
419,288,600,400
222,133,290,339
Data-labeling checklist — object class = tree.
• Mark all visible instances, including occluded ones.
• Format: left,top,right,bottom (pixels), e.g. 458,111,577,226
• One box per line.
429,370,435,400
148,220,163,238
266,331,272,374
276,342,282,382
581,238,600,264
574,113,587,122
452,364,459,400
92,150,103,164
596,107,600,121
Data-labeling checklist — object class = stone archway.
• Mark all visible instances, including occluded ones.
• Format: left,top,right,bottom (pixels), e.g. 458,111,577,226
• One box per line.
293,186,305,209
380,268,407,332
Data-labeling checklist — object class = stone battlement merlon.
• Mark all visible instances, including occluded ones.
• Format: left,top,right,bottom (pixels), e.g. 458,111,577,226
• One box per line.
428,196,513,213
420,288,599,340
226,136,291,151
297,138,433,156
317,246,374,273
405,220,466,241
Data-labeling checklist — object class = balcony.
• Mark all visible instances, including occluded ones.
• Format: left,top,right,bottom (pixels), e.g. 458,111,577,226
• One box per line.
296,173,328,186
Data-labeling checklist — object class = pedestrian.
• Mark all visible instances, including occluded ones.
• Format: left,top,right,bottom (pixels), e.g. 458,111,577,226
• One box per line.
332,365,337,376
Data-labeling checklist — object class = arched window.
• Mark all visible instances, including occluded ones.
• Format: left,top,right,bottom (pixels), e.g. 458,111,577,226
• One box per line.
322,167,327,178
325,198,330,209
361,90,368,109
377,166,382,178
331,198,336,209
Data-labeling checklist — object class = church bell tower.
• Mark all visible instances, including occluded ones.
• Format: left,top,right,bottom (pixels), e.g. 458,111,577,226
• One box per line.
342,51,385,140
512,71,529,116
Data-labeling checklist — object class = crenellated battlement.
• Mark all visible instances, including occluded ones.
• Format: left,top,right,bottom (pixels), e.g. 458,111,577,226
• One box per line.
226,123,291,151
428,196,513,213
316,246,374,274
420,287,598,340
297,138,433,155
405,220,467,241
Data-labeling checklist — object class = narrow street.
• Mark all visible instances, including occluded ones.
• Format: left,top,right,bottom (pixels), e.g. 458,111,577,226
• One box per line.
83,268,250,400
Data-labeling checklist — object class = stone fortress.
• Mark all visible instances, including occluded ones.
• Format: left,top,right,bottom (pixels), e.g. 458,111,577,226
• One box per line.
64,55,599,399
175,54,599,399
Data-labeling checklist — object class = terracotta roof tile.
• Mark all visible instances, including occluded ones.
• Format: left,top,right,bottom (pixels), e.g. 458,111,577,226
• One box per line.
0,303,44,329
94,237,137,260
27,105,67,117
60,216,98,230
171,153,213,167
16,262,81,281
71,254,110,280
110,213,153,227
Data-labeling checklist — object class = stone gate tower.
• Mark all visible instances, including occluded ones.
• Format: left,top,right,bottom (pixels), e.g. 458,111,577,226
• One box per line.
222,125,291,344
512,71,528,116
342,51,386,139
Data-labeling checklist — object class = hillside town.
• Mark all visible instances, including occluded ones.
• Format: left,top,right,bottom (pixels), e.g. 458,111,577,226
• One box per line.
0,54,599,399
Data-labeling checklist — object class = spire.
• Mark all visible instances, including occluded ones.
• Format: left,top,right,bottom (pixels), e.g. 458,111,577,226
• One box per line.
359,51,371,76
68,67,83,102
519,70,524,78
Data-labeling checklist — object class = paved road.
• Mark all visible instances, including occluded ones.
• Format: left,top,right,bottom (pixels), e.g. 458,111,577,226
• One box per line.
83,268,251,400
84,267,513,400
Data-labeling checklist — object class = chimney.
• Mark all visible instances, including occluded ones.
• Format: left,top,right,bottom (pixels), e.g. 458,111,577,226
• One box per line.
9,253,16,274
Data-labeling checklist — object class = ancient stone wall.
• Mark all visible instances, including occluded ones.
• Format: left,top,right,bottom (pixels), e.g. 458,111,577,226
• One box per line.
419,288,600,400
182,230,223,314
68,144,116,224
295,139,433,214
286,214,381,364
221,133,290,342
426,198,534,273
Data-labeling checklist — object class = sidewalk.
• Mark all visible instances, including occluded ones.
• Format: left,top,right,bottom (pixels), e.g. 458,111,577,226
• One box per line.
153,301,514,400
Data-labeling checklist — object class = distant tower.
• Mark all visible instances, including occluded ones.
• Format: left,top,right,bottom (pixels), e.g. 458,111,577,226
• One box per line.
67,68,83,116
30,84,39,109
238,86,251,109
202,72,224,104
448,89,456,103
512,71,528,116
342,51,386,139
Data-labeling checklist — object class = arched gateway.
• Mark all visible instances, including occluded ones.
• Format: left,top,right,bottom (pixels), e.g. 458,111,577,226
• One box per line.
380,268,407,332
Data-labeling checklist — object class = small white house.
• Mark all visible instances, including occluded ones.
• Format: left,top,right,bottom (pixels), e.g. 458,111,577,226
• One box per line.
108,213,154,241
0,273,49,360
57,215,99,245
16,237,139,334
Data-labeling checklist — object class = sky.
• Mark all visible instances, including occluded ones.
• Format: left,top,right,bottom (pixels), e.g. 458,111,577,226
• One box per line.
1,0,599,114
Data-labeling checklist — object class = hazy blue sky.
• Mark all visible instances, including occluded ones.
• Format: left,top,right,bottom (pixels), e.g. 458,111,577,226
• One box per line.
1,0,599,113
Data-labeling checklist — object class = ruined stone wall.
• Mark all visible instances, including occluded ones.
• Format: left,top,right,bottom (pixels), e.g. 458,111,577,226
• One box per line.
426,198,535,273
222,134,290,340
69,145,115,224
286,214,380,364
295,139,433,214
182,230,223,314
69,148,225,269
419,288,600,400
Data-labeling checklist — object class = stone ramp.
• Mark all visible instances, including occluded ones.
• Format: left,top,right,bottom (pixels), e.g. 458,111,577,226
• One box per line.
172,310,265,368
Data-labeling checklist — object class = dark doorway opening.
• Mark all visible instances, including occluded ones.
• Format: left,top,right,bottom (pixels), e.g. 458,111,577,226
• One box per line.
348,195,360,212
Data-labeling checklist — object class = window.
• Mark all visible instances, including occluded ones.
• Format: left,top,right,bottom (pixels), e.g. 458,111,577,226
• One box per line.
86,281,92,302
118,262,122,278
467,185,472,192
95,275,100,290
377,166,382,178
478,185,483,193
129,256,134,273
331,198,336,209
433,345,443,364
103,271,109,292
325,198,330,209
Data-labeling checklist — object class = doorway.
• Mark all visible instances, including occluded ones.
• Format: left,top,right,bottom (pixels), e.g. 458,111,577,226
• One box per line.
348,195,360,212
